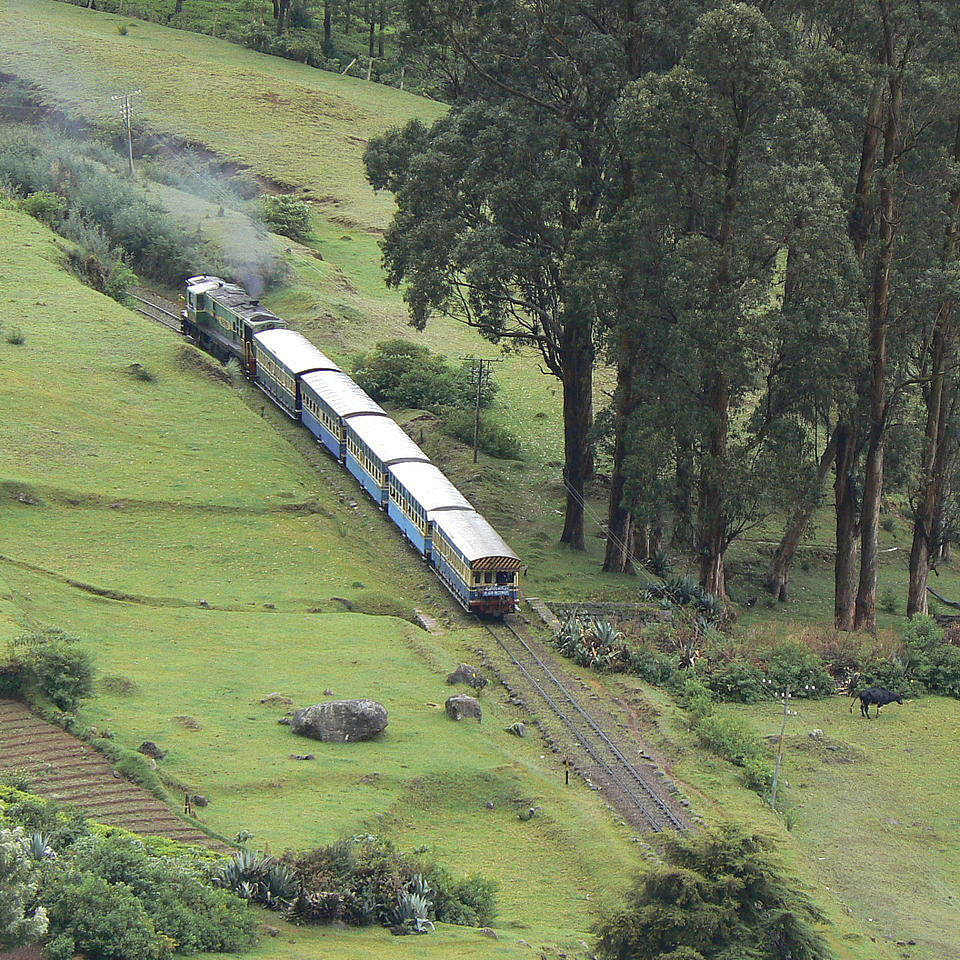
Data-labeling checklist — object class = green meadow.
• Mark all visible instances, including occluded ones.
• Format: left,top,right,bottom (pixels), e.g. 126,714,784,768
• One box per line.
1,5,959,959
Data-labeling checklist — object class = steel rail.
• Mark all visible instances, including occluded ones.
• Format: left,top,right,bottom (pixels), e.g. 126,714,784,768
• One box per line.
480,617,687,832
128,291,181,331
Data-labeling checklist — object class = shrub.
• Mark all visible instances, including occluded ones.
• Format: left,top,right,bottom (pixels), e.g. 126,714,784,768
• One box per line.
623,647,677,685
703,658,767,703
0,827,49,949
695,712,766,769
426,866,497,926
10,629,94,712
764,642,832,698
0,787,91,849
593,825,832,960
441,408,522,459
44,872,166,960
21,190,65,227
261,194,313,242
3,326,25,345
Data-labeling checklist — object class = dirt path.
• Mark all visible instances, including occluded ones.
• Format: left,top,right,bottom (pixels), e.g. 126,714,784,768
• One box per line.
0,698,223,849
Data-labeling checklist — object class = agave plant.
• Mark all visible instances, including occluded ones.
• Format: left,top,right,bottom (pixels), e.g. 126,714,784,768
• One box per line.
213,849,297,908
26,832,56,861
555,615,584,658
390,875,435,934
587,617,623,648
647,549,670,577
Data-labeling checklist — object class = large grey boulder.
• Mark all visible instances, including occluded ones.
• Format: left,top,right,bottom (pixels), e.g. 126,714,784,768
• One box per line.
446,663,488,690
291,700,388,743
445,694,482,722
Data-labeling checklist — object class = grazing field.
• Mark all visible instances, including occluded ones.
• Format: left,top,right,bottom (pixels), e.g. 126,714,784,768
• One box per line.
0,207,642,957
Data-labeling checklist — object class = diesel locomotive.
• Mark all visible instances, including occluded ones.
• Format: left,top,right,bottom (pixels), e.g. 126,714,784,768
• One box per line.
181,276,520,616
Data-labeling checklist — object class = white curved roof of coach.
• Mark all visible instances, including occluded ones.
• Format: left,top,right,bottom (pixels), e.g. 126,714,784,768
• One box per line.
301,370,385,419
347,414,429,464
389,460,473,513
254,329,340,376
433,509,520,565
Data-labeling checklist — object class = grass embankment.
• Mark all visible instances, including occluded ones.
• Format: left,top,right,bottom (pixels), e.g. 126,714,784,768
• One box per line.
0,207,639,957
0,0,643,606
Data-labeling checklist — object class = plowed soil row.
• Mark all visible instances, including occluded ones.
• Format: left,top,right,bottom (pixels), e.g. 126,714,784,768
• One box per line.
0,698,223,848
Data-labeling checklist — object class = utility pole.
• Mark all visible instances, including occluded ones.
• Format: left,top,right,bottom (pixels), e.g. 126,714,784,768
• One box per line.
462,357,502,463
111,89,141,177
763,680,814,810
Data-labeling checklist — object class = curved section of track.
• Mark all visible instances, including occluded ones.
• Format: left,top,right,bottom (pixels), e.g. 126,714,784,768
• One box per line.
480,617,689,833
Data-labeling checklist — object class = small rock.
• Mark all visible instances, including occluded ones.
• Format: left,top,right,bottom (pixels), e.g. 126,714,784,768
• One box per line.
289,753,316,760
277,717,292,725
138,741,165,760
808,728,824,739
445,694,482,722
447,663,488,690
331,596,354,611
264,925,280,937
505,721,526,737
897,941,907,947
323,688,334,696
198,599,210,608
484,801,495,809
191,795,209,807
518,806,538,821
478,928,499,939
517,940,531,948
263,603,276,610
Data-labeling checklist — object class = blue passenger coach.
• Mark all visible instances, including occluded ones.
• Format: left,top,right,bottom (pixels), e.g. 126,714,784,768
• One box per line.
344,414,429,507
387,460,473,557
301,370,386,461
252,329,340,418
432,511,521,615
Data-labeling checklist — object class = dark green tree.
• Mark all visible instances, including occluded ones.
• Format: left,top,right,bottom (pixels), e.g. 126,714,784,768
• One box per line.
606,4,858,596
366,0,690,549
594,825,833,960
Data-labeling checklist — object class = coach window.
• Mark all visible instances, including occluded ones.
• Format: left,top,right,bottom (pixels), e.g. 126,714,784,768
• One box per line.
484,572,493,584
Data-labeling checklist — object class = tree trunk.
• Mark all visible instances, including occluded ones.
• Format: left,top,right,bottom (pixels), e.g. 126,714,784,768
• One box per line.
324,1,332,48
835,420,860,629
603,349,639,573
378,0,385,58
272,0,279,18
854,43,902,633
908,118,960,616
276,0,289,35
697,368,729,600
175,0,183,13
368,19,375,58
766,427,840,601
559,321,594,551
671,438,695,550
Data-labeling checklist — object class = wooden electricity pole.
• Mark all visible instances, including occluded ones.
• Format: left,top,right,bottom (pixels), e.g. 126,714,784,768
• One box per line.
463,357,502,463
111,89,141,177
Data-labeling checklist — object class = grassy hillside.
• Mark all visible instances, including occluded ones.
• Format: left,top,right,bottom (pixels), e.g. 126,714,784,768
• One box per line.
0,207,641,957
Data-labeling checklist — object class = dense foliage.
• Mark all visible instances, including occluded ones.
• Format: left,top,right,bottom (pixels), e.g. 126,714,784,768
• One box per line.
285,835,497,929
0,789,256,960
0,125,219,294
1,628,94,712
594,825,833,960
0,827,48,949
261,194,313,243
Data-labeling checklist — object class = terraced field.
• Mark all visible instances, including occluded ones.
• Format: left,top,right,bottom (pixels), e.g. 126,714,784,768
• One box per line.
0,698,219,847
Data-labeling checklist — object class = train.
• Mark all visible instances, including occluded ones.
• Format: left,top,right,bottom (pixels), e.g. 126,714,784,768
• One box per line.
180,276,521,616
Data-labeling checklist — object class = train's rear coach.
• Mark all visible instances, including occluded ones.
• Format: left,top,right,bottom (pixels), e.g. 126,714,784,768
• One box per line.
431,510,520,615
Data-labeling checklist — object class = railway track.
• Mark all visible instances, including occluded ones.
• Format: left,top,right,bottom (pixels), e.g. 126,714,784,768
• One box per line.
479,616,689,833
128,287,182,332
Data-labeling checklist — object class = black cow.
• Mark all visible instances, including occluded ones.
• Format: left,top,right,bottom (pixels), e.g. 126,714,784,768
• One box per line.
850,687,904,719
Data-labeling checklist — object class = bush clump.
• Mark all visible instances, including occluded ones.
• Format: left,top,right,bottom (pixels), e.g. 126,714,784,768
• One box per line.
440,408,522,460
261,193,313,242
593,825,832,960
4,628,94,712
